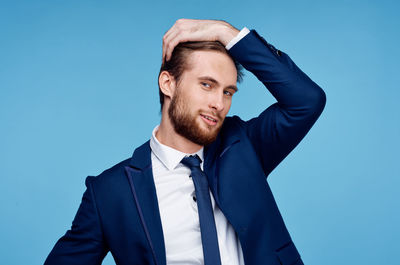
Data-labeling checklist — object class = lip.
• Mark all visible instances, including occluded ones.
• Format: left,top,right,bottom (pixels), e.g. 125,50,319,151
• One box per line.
200,114,218,126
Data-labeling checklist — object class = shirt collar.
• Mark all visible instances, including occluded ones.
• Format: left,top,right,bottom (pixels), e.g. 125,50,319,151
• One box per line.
150,125,204,171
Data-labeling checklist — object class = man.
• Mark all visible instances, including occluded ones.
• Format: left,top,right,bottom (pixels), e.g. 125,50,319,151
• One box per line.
45,19,326,265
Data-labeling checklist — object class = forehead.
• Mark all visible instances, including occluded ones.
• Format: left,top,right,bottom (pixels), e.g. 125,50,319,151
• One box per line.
184,50,237,83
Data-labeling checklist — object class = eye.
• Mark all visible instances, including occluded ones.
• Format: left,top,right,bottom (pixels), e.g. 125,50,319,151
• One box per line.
224,90,234,97
201,82,211,89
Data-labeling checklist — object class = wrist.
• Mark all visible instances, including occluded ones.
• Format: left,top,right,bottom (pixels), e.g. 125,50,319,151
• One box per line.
217,23,240,47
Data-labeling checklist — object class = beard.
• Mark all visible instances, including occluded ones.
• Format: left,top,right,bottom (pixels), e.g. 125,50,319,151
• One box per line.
168,89,223,146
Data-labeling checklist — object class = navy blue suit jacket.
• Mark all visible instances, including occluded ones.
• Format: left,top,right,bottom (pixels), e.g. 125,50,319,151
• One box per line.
45,30,326,265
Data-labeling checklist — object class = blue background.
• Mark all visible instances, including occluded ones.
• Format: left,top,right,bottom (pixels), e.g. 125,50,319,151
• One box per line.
1,0,399,264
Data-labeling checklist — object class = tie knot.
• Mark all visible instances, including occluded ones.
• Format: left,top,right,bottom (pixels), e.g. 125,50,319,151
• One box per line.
181,155,202,169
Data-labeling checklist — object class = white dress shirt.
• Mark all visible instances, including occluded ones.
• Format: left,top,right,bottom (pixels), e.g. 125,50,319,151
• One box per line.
150,27,250,265
150,126,245,265
225,27,250,50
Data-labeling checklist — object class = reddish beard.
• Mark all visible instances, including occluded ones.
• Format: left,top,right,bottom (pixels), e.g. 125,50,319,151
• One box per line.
168,89,223,146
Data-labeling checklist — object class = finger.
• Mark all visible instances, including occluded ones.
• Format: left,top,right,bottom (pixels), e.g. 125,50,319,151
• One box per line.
162,31,174,62
164,29,206,61
164,30,182,61
163,24,177,42
162,28,182,62
166,39,179,62
163,19,197,61
163,19,216,61
162,21,181,61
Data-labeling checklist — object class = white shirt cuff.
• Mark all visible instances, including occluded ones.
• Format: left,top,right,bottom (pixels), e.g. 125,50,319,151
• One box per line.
225,27,250,50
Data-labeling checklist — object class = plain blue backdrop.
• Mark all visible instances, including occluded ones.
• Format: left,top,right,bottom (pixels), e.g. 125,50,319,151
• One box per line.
1,0,399,264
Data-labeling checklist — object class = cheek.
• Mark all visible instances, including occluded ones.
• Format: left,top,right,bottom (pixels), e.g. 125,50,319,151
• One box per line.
193,93,209,108
177,90,197,108
224,99,232,112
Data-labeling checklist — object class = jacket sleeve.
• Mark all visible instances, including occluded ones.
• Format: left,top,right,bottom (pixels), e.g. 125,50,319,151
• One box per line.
228,30,326,176
44,177,108,265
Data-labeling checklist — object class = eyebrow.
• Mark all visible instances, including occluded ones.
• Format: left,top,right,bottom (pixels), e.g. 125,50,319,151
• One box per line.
198,76,238,92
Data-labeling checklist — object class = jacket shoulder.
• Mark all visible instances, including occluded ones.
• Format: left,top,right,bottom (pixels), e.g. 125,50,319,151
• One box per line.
221,115,248,135
86,157,131,187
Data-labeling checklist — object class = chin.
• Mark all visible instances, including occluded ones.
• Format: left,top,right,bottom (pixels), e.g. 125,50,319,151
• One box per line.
198,123,222,142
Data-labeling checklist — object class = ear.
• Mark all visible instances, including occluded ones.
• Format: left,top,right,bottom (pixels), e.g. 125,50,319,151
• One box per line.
159,71,176,100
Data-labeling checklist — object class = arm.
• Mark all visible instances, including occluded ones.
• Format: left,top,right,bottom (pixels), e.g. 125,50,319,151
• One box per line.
163,19,326,176
44,177,108,265
228,30,326,175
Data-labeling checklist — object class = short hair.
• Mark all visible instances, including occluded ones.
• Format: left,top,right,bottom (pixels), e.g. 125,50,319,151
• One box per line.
158,41,244,110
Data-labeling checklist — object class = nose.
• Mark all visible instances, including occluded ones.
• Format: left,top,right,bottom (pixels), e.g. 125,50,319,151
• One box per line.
209,92,225,112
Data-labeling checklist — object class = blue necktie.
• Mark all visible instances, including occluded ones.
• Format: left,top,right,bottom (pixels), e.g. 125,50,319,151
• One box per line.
181,155,222,265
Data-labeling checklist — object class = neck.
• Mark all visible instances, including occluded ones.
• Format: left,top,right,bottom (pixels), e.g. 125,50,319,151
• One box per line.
156,111,203,154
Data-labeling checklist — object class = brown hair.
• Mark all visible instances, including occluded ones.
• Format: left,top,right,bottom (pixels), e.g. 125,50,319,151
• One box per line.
158,41,244,110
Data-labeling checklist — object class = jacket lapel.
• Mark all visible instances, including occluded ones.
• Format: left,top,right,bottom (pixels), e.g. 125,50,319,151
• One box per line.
204,121,241,208
122,121,240,265
125,141,166,265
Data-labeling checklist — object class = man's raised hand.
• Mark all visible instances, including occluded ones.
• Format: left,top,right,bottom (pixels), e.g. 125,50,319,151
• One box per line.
162,18,239,62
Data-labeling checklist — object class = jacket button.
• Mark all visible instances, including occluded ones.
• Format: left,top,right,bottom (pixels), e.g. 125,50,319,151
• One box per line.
277,50,282,56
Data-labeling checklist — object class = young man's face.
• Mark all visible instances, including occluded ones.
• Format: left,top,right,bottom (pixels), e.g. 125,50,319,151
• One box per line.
168,50,238,146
